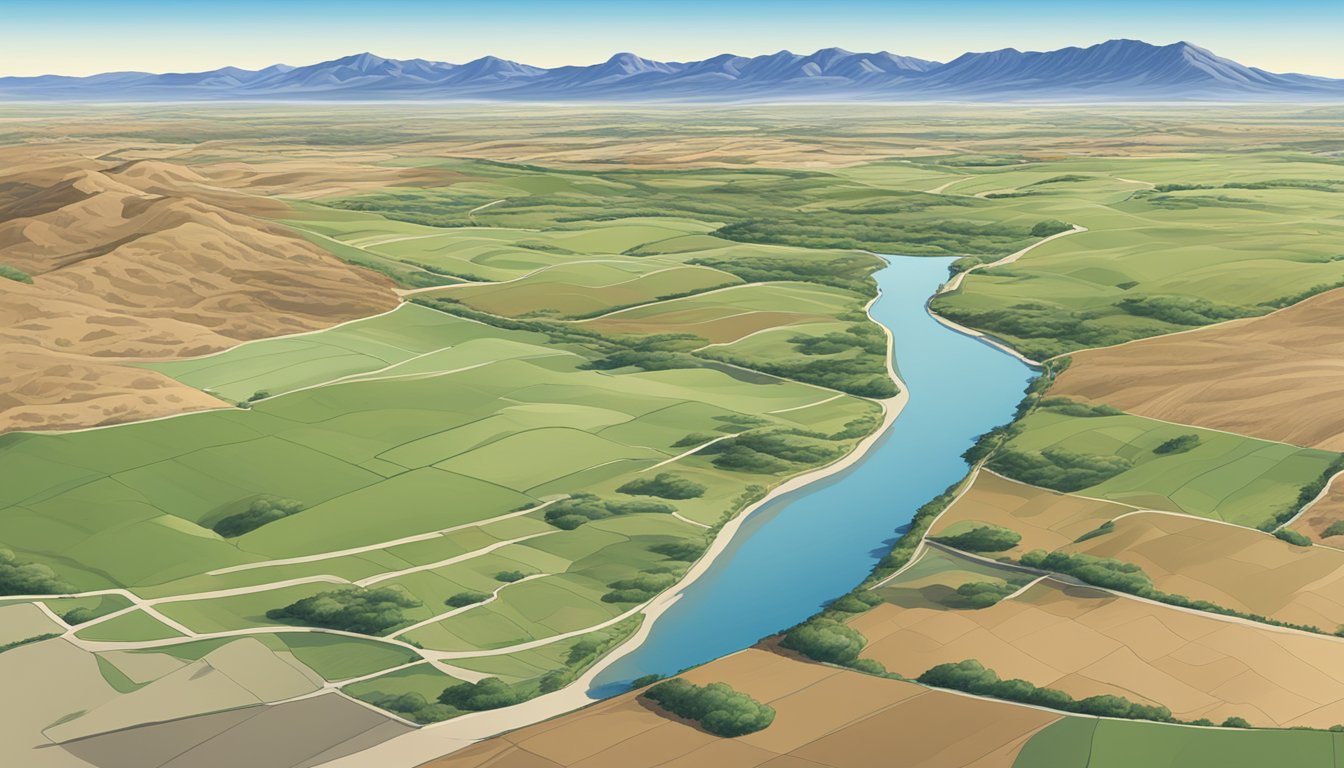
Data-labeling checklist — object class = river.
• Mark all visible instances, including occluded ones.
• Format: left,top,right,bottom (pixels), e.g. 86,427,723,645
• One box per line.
589,254,1034,696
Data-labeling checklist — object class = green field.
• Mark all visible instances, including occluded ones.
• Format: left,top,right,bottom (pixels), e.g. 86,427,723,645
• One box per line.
927,155,1344,359
1,284,883,696
1015,717,1344,768
987,402,1338,528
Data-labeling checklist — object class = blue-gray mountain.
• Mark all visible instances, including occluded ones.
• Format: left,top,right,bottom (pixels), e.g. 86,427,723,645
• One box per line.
4,40,1339,101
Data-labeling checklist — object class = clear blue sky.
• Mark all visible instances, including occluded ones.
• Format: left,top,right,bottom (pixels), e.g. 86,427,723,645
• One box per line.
6,0,1342,77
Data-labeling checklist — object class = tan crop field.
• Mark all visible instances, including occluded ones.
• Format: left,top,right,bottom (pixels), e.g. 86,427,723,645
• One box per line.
1067,511,1344,631
1053,287,1344,451
853,579,1344,728
424,648,1060,768
928,471,1130,555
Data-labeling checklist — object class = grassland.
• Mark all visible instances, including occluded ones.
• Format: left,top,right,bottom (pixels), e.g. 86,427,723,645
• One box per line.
987,401,1338,528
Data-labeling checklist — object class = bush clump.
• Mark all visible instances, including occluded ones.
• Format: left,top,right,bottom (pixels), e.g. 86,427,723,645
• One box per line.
362,691,456,724
932,524,1022,553
700,432,843,474
445,591,490,608
941,581,1019,609
1323,521,1344,538
0,264,33,284
1116,295,1256,327
648,539,706,562
1019,550,1152,593
438,677,524,711
645,679,776,737
918,659,1171,721
1153,434,1201,455
617,473,706,500
1274,529,1312,547
1037,397,1122,418
543,493,675,530
0,548,69,595
989,447,1132,493
780,618,866,665
213,497,304,538
61,607,98,625
265,587,420,635
602,571,678,603
495,570,529,583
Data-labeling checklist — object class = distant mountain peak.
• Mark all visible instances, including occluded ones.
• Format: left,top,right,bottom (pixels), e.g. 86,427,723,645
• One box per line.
0,41,1338,101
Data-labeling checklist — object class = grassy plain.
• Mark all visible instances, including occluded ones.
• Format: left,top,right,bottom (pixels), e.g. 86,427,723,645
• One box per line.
989,404,1337,527
4,105,1344,762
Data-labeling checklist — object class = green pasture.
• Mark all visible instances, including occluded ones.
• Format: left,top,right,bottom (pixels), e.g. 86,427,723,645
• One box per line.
1015,717,1344,768
992,406,1338,527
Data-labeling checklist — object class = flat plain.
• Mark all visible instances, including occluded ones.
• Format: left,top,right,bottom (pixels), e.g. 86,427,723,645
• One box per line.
3,104,1344,767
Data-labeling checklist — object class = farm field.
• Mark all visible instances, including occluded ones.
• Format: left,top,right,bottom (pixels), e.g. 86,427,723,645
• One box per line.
927,154,1344,361
1052,286,1344,451
987,401,1338,528
853,578,1344,729
4,104,1344,767
426,648,1063,768
1063,511,1344,632
928,470,1131,555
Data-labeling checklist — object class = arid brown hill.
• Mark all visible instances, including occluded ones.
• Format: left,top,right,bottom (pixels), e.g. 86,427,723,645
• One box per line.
0,146,397,433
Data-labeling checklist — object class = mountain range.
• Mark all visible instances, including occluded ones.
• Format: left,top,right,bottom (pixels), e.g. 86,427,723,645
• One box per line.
3,39,1340,101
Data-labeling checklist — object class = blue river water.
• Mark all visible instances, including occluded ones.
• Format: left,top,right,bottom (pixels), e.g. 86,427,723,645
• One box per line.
589,254,1034,697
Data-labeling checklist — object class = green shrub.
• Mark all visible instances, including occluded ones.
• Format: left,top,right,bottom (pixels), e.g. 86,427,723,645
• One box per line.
989,447,1131,493
780,618,866,665
918,659,1171,721
941,581,1018,609
438,677,524,711
617,473,706,500
61,607,97,625
1222,716,1252,728
1019,550,1153,593
602,571,678,603
645,679,775,737
265,587,419,635
648,540,706,561
445,591,490,608
1037,398,1123,418
362,691,457,724
0,548,69,595
1116,295,1256,326
0,632,60,654
932,524,1022,553
495,570,529,583
544,493,675,529
212,497,304,538
1030,220,1072,237
1153,434,1201,455
700,432,843,474
1074,520,1116,543
828,590,884,614
0,264,33,284
1274,529,1312,547
1324,521,1344,538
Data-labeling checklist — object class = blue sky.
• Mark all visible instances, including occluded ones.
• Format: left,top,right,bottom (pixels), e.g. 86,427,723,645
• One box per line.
6,0,1342,77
